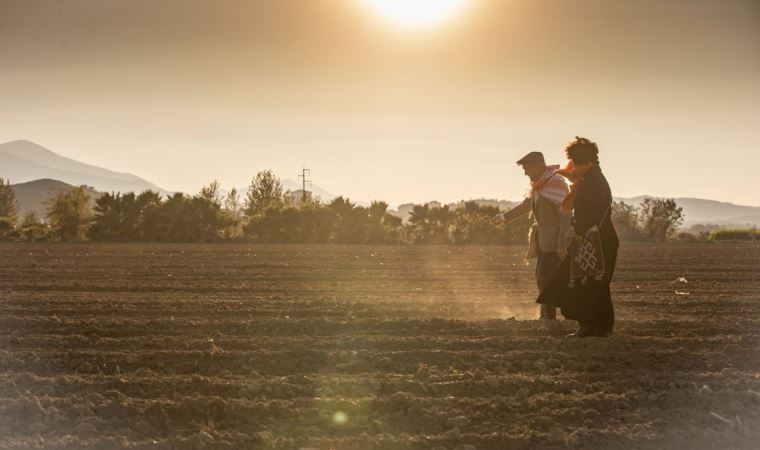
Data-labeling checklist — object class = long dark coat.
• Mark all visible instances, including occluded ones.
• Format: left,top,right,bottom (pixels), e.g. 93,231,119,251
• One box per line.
537,165,619,331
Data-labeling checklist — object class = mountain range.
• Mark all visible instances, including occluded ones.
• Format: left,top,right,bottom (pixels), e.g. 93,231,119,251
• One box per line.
0,140,168,195
2,140,759,227
613,196,760,227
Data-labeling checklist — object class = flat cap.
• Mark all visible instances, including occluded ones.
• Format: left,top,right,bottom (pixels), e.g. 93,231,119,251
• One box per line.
516,151,545,165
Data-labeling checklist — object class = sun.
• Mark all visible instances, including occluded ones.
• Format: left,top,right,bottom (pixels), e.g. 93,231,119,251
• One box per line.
359,0,473,30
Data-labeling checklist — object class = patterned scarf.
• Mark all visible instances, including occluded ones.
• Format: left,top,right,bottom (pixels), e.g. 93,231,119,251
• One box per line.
529,165,568,205
554,161,594,213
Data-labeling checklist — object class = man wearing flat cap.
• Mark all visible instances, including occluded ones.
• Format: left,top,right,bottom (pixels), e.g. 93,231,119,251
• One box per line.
494,151,572,321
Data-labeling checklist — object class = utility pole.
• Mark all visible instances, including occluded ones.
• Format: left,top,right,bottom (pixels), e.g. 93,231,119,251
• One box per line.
298,165,311,204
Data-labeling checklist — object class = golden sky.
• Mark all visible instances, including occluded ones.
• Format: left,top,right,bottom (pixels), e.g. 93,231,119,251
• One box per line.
1,0,759,205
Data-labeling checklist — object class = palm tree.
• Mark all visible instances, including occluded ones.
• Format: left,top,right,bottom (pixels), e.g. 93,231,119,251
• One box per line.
408,204,431,243
328,197,364,244
368,201,389,220
427,205,453,244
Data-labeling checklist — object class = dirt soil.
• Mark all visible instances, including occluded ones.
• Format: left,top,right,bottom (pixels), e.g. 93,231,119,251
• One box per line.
0,242,758,449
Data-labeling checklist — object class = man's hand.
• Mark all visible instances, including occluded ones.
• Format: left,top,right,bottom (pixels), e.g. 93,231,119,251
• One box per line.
556,245,568,260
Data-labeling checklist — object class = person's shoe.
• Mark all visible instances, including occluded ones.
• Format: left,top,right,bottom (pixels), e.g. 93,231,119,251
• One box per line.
565,328,585,338
566,323,598,338
574,327,597,338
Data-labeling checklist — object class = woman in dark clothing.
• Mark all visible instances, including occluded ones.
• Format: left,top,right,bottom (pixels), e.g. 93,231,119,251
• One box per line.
537,137,619,337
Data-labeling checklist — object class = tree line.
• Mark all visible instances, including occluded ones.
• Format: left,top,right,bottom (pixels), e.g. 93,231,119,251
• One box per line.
610,198,685,242
0,174,689,244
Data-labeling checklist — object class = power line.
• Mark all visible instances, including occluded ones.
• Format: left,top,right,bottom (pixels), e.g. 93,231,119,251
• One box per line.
298,165,311,203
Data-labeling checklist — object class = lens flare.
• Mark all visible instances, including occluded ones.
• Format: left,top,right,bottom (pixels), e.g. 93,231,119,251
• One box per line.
332,411,349,425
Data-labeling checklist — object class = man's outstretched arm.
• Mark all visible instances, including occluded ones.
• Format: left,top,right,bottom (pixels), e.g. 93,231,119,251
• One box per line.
494,198,531,224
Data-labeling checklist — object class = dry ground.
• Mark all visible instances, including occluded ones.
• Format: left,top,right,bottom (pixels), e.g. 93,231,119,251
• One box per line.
0,242,759,449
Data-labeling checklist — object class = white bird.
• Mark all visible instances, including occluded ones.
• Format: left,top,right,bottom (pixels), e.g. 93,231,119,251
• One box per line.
671,277,688,285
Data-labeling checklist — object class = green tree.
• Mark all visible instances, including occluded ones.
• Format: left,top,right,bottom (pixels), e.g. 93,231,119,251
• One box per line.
428,205,453,243
368,201,389,222
244,170,285,217
242,199,403,245
366,201,402,244
222,187,244,241
135,191,164,240
47,186,92,241
19,212,48,241
407,204,431,243
408,204,453,244
186,195,231,242
141,193,186,241
299,204,338,243
0,217,16,241
639,198,684,242
90,191,168,241
0,178,18,223
199,180,223,207
611,201,644,241
90,192,141,241
140,193,229,243
245,206,296,243
451,201,502,244
328,197,365,244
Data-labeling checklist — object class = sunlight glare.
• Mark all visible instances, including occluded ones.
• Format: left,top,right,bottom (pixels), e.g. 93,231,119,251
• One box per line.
359,0,472,30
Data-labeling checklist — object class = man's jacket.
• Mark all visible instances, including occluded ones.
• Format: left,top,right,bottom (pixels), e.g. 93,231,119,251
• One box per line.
501,174,571,253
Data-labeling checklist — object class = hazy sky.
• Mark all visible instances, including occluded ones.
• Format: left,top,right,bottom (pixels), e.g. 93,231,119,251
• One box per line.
1,0,759,206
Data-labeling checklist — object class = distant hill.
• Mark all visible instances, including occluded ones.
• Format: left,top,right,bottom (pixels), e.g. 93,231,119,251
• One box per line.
616,196,760,227
281,179,337,203
12,179,99,220
0,140,168,195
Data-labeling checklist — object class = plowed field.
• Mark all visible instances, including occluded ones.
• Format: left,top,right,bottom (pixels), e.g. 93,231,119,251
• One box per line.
1,243,758,449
